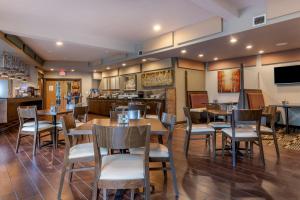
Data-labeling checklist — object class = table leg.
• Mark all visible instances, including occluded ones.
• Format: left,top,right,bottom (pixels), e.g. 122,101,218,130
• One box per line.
53,115,57,149
285,107,289,134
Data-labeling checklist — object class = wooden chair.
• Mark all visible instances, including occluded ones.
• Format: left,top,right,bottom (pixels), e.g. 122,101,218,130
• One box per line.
73,105,88,125
130,112,179,197
221,109,265,167
16,106,54,155
57,114,108,199
146,102,162,119
252,105,280,158
128,104,147,118
92,124,151,200
183,107,215,157
187,91,209,123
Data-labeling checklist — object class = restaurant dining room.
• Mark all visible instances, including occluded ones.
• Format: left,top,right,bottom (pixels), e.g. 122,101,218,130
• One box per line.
0,0,300,200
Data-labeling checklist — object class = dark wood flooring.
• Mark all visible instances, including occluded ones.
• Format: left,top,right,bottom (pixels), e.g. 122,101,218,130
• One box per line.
1,116,300,200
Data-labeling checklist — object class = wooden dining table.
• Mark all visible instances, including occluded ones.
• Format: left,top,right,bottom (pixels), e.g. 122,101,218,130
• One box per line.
70,118,168,136
38,107,73,148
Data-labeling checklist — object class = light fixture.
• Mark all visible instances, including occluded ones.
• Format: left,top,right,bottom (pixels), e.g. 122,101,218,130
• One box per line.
106,66,110,70
9,76,15,80
22,78,27,82
230,37,237,43
122,63,126,67
214,57,219,61
198,54,204,57
258,50,264,54
71,69,75,72
276,42,288,46
153,24,161,32
181,49,187,54
94,70,97,73
50,68,54,71
1,73,8,78
56,41,63,46
246,45,253,49
142,59,147,62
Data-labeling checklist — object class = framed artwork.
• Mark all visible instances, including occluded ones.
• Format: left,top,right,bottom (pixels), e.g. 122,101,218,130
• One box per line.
141,69,174,87
218,69,240,93
124,75,136,91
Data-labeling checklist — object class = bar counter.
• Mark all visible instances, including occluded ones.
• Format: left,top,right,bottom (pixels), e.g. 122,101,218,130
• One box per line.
0,97,43,123
87,97,165,116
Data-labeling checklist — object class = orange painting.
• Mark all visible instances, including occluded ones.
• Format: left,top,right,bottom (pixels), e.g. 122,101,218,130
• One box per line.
218,69,240,93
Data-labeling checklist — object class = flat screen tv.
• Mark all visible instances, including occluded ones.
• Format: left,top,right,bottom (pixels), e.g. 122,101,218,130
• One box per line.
274,65,300,84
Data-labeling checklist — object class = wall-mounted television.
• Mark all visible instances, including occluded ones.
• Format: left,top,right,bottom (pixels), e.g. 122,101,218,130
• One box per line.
274,65,300,84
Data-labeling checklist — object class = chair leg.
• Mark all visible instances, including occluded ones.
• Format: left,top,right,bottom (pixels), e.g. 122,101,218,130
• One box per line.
169,155,179,197
232,140,236,167
273,132,280,158
92,176,99,200
144,180,150,200
15,132,22,153
57,162,68,200
250,142,254,158
130,189,135,200
208,134,211,154
213,131,217,159
162,162,167,178
103,189,107,200
221,133,225,158
33,133,38,156
258,137,265,166
68,163,75,182
184,131,191,157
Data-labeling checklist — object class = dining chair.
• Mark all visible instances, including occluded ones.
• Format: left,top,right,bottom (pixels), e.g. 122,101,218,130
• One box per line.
206,104,231,159
57,114,108,199
130,112,179,197
183,107,215,157
252,105,280,158
221,109,264,167
92,124,151,200
16,106,54,155
128,104,147,118
146,102,162,119
73,105,88,125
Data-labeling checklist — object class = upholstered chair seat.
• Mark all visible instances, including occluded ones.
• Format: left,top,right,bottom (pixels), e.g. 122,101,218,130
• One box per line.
222,128,258,138
130,143,169,158
68,143,108,161
21,123,54,132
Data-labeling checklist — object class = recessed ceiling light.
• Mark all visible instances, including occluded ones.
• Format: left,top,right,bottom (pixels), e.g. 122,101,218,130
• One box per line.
198,54,204,57
106,66,110,70
214,57,219,61
56,41,63,46
71,69,75,72
181,49,187,54
122,63,126,67
153,24,161,32
258,50,264,54
230,37,237,43
94,70,97,73
50,68,54,71
276,42,288,46
246,45,253,49
142,59,147,62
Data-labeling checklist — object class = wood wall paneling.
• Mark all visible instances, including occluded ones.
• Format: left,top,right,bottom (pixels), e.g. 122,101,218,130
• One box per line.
261,48,300,65
207,55,257,71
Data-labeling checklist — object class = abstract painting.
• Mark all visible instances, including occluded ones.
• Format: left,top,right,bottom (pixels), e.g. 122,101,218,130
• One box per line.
218,69,240,93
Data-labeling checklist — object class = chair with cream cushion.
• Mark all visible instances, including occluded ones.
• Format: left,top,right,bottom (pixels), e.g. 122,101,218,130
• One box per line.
221,109,265,167
16,106,54,156
92,124,151,200
130,113,179,197
183,107,215,157
57,114,108,199
146,102,162,119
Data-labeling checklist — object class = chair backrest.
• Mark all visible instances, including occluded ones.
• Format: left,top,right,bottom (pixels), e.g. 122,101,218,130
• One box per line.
183,107,192,131
187,91,208,108
17,106,38,127
61,114,76,149
110,110,141,120
265,105,277,130
128,104,147,118
231,109,262,137
155,102,162,119
240,89,265,109
73,105,88,122
161,112,176,147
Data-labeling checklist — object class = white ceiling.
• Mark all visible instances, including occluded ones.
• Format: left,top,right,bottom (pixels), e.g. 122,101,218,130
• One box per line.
0,0,266,62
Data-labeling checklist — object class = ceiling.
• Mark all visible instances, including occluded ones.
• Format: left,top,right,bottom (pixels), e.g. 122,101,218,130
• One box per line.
0,0,265,63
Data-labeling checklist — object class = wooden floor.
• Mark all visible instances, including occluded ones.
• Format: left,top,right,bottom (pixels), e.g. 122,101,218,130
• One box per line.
1,117,300,200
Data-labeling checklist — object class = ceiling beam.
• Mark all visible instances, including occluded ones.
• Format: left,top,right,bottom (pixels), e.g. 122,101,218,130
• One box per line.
189,0,240,19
